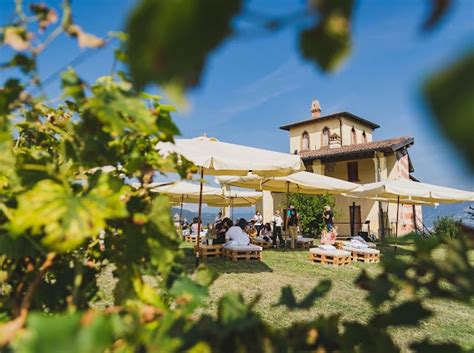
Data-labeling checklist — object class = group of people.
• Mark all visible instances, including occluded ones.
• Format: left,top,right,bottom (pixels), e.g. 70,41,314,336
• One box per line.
209,206,303,250
183,204,334,250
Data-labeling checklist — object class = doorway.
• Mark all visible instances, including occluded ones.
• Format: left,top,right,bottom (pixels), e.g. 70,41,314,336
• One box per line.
349,204,361,236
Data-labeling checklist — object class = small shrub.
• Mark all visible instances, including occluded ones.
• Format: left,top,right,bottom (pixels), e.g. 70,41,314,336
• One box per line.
433,216,461,239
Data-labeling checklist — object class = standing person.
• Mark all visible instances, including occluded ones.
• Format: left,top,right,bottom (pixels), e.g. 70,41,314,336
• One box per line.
214,211,223,224
271,210,284,247
253,210,263,235
323,205,334,232
286,205,298,250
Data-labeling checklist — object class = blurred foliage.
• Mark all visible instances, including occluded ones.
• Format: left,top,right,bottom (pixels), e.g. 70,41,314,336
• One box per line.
288,193,335,236
433,215,461,239
0,1,472,352
424,51,474,170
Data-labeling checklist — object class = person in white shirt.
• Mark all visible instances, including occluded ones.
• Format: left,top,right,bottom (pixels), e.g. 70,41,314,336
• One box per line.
271,210,284,247
253,210,263,235
225,218,250,246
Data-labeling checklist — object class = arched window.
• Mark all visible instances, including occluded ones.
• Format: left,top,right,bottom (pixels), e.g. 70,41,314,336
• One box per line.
321,127,330,147
351,127,357,144
301,131,310,150
362,131,367,143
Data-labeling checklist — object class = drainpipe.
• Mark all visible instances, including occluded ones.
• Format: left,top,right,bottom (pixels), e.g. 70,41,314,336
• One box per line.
375,152,385,239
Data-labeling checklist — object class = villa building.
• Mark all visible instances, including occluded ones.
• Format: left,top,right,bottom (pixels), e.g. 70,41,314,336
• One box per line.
258,100,423,238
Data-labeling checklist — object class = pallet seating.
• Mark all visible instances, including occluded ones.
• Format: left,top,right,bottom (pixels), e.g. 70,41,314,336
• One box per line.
335,239,376,249
308,247,352,266
184,235,198,244
285,236,315,249
250,237,272,249
342,246,380,263
195,244,224,258
223,244,263,262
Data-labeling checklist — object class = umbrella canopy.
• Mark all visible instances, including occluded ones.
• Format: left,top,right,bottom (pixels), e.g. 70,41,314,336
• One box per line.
149,181,224,204
156,136,304,176
349,179,474,204
217,171,363,194
149,181,262,206
207,190,262,207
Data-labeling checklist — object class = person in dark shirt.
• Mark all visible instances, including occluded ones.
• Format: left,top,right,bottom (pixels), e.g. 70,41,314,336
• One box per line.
286,205,298,250
214,218,233,244
323,205,334,231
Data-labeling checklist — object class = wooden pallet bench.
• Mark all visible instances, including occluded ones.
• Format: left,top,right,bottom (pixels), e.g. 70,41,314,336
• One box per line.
250,238,272,249
308,248,352,266
184,235,198,244
195,244,224,258
223,245,263,262
342,246,380,263
285,237,315,249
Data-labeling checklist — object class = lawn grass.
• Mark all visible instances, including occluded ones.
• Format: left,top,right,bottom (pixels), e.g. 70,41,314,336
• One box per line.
95,242,474,352
178,243,474,352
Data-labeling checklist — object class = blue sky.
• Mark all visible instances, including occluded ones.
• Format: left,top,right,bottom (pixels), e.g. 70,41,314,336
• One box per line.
1,0,473,194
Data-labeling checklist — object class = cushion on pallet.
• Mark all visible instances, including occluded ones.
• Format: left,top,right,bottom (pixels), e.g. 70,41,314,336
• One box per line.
342,246,380,255
253,236,271,243
224,244,263,252
298,237,314,243
310,248,351,257
318,244,336,251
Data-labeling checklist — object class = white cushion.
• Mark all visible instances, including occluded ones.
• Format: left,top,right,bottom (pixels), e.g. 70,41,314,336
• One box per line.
253,236,271,243
310,248,351,257
224,244,262,251
345,241,368,249
298,237,314,243
343,246,380,255
318,244,336,251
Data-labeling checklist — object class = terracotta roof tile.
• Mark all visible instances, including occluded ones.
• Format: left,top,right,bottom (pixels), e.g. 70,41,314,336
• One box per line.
300,136,414,161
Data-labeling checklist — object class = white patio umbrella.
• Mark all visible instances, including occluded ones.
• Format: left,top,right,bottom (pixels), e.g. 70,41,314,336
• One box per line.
207,189,263,219
156,136,304,263
347,179,474,245
217,171,363,195
217,171,363,250
149,181,262,222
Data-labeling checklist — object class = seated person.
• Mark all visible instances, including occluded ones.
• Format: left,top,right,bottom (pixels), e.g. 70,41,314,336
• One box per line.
214,218,232,244
225,218,250,246
246,220,258,237
259,223,272,242
190,217,200,236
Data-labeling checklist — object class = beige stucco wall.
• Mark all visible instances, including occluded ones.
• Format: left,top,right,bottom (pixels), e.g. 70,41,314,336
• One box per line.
288,117,375,154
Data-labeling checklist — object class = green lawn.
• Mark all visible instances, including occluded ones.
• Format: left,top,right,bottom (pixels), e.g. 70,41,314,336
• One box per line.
178,243,474,352
95,242,474,352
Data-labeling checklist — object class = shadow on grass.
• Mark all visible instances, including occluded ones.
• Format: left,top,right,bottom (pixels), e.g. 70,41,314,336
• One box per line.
180,247,273,274
377,243,415,256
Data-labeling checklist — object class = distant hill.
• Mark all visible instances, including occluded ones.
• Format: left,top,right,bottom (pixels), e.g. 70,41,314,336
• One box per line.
422,202,473,228
170,208,253,224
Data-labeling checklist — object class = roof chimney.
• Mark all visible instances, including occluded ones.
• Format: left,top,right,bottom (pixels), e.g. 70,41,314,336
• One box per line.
311,99,321,118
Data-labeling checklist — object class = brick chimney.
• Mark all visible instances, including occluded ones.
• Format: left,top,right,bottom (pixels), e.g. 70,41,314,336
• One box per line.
311,99,321,118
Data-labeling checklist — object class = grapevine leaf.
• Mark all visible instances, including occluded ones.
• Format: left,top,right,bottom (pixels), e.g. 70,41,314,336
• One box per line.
424,51,474,169
371,301,432,327
127,0,242,90
275,280,331,309
13,312,114,353
299,0,354,71
10,175,128,251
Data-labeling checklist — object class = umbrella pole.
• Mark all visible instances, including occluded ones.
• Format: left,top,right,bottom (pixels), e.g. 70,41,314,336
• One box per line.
196,168,204,267
395,195,400,253
285,181,289,252
231,197,234,220
179,194,184,237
